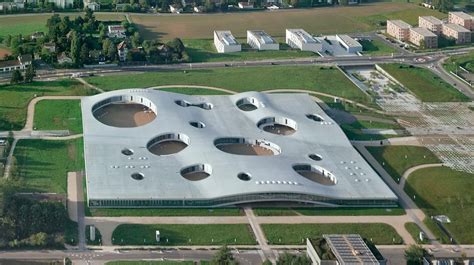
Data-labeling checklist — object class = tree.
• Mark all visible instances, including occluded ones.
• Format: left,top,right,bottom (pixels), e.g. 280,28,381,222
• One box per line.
211,245,238,265
432,0,453,12
107,41,117,61
276,253,311,265
131,32,142,48
10,70,23,84
80,43,89,64
70,30,82,65
24,64,36,83
405,244,425,265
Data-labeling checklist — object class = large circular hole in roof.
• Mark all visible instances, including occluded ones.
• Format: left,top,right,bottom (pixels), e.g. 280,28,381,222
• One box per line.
181,163,212,181
236,97,259,111
92,95,157,128
292,164,337,186
257,117,297,136
237,172,252,181
147,133,190,156
214,137,281,156
131,172,144,180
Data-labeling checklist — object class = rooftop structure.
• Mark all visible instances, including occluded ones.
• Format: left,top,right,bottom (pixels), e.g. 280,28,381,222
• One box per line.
335,35,362,53
324,235,380,265
286,29,322,53
247,30,279,50
386,20,411,41
81,89,398,208
214,30,241,53
419,16,443,35
410,27,438,48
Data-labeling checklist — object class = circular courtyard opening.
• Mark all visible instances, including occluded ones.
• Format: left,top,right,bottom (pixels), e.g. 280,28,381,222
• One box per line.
180,163,212,181
214,137,281,156
257,117,297,136
147,133,190,156
292,164,337,186
236,97,259,111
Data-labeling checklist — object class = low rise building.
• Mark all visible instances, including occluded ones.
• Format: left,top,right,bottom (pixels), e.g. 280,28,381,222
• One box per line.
285,29,322,53
386,20,411,41
238,1,253,8
43,42,57,53
0,54,32,73
108,25,126,39
419,16,443,35
410,27,438,48
48,0,73,8
442,23,471,44
169,5,183,13
335,34,362,53
117,41,129,62
448,12,473,31
57,52,72,64
247,30,279,50
0,2,24,11
214,30,241,53
30,31,45,40
86,1,100,11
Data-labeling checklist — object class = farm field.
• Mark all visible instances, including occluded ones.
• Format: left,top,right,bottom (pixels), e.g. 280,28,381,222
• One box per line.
184,39,316,63
0,80,94,131
34,100,83,134
366,145,441,183
130,3,444,40
404,166,474,244
86,65,373,106
13,138,84,194
381,64,470,102
0,13,125,38
112,224,255,245
262,223,403,245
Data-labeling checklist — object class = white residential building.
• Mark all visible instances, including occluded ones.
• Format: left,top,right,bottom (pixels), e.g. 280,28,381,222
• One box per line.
238,1,253,8
117,41,129,62
285,29,322,53
419,16,443,35
409,27,438,48
448,12,473,31
0,55,32,73
386,20,411,41
247,30,279,50
49,0,73,8
108,25,126,39
214,31,241,53
335,34,362,53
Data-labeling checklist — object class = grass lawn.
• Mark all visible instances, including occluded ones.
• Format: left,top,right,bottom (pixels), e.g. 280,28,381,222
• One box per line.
381,64,470,102
87,66,373,106
112,224,255,245
0,80,94,131
404,167,474,244
184,39,316,63
253,208,299,216
262,223,403,245
360,39,397,56
295,207,405,216
340,119,406,141
366,145,440,183
14,138,84,194
106,261,195,265
130,3,443,40
88,208,242,217
444,51,474,73
65,219,79,246
405,222,426,244
157,87,231,95
343,119,403,130
86,225,102,245
33,100,82,134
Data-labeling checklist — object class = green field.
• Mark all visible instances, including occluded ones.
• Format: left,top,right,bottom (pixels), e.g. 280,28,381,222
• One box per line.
106,261,195,265
0,80,94,131
14,138,84,194
405,222,426,244
254,207,405,216
360,39,398,56
366,145,440,183
444,51,474,73
381,64,470,102
358,6,445,28
158,87,231,95
262,223,403,245
88,208,242,217
184,39,316,63
404,167,474,244
340,119,406,141
34,100,83,134
87,66,373,105
130,3,444,40
112,224,255,245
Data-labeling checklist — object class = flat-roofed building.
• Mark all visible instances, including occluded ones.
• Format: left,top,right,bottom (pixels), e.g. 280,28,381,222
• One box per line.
247,30,279,50
442,23,471,44
335,34,362,53
214,30,241,53
448,12,473,31
419,16,443,35
285,29,322,53
0,54,32,73
386,20,411,41
410,27,438,48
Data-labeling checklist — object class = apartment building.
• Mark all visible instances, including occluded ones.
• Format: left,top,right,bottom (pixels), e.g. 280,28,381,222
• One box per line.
448,12,473,31
387,20,411,41
419,16,443,35
442,23,471,44
410,27,438,48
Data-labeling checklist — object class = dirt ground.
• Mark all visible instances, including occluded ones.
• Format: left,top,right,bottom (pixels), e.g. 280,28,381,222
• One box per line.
94,103,156,128
0,47,11,59
217,144,275,156
149,141,188,155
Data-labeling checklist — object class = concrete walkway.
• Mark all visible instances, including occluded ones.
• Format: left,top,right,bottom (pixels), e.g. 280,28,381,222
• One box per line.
244,207,275,263
399,163,444,189
67,172,86,249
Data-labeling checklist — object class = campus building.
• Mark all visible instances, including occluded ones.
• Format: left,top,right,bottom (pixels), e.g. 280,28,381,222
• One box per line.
81,89,398,208
386,20,411,41
448,12,473,31
247,30,279,51
0,54,32,73
418,16,443,35
335,34,362,54
214,30,241,53
409,27,438,48
285,29,322,53
442,23,471,44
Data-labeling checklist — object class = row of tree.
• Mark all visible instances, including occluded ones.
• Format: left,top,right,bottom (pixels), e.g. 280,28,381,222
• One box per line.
10,65,36,85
